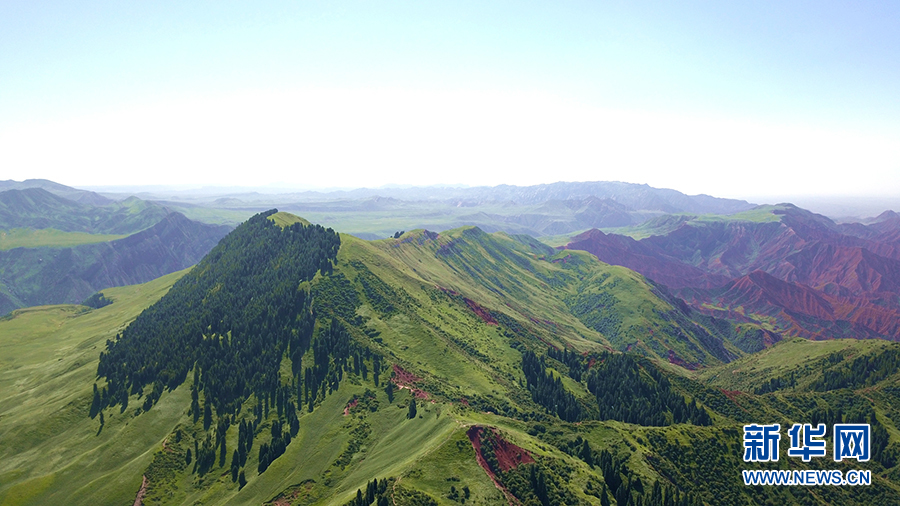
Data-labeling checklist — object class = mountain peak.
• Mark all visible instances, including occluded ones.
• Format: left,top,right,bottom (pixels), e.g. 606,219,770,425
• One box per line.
571,228,608,241
0,179,113,206
267,211,312,228
874,210,900,223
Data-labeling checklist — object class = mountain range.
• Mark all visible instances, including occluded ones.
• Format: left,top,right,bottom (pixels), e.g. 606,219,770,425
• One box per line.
565,204,900,341
0,179,113,207
1,181,899,505
81,180,756,239
0,187,231,315
2,208,898,505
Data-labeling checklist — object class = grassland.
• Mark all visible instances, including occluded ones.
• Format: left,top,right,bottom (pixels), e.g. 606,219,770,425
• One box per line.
0,219,733,505
171,200,657,241
606,205,784,240
0,229,126,250
0,269,189,506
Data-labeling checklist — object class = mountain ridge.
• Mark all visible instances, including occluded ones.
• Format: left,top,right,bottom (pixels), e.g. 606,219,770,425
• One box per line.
0,187,169,235
0,212,230,314
0,178,113,206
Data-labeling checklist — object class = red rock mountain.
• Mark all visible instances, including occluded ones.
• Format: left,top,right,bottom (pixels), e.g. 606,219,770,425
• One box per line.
566,204,900,341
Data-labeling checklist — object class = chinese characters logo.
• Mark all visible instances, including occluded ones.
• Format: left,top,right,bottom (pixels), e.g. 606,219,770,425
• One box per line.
743,424,781,462
743,423,870,463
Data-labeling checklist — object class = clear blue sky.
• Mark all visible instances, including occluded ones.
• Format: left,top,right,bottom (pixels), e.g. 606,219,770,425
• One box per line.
2,1,898,198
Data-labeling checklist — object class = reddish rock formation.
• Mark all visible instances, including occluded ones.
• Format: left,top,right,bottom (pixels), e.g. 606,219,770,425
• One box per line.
468,425,534,473
566,204,900,341
565,228,729,289
465,298,499,325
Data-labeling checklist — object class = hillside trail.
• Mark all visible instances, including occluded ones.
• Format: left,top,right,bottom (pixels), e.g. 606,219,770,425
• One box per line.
132,475,148,506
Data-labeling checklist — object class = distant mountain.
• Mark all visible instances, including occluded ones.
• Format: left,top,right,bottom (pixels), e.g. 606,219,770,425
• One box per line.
279,180,754,213
0,185,234,314
0,212,230,314
81,180,756,215
7,179,756,238
143,180,755,238
0,178,113,206
863,210,900,237
565,228,730,289
691,270,900,339
566,204,900,340
0,187,168,234
451,197,636,236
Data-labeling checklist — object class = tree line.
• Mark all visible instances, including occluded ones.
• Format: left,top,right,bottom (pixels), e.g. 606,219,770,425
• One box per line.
521,347,711,427
522,350,582,422
813,347,900,392
585,352,711,427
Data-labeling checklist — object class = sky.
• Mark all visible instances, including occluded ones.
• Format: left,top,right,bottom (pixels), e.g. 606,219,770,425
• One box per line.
2,1,899,200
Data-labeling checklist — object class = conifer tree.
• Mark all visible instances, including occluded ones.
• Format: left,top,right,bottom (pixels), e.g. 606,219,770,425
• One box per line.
580,439,594,467
191,384,200,424
204,400,212,431
90,384,101,419
408,397,417,419
219,437,227,467
230,450,240,482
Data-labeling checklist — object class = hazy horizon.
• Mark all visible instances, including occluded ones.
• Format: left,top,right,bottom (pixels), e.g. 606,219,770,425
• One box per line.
62,179,900,220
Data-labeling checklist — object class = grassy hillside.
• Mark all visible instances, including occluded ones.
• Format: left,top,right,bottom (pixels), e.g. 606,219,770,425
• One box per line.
342,227,756,366
0,269,189,506
3,212,900,505
268,211,312,228
695,337,899,392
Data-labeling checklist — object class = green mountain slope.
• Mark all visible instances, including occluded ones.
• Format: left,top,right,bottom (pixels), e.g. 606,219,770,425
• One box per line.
0,213,231,315
0,178,113,206
341,225,756,367
2,211,899,505
0,270,190,506
0,188,169,235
